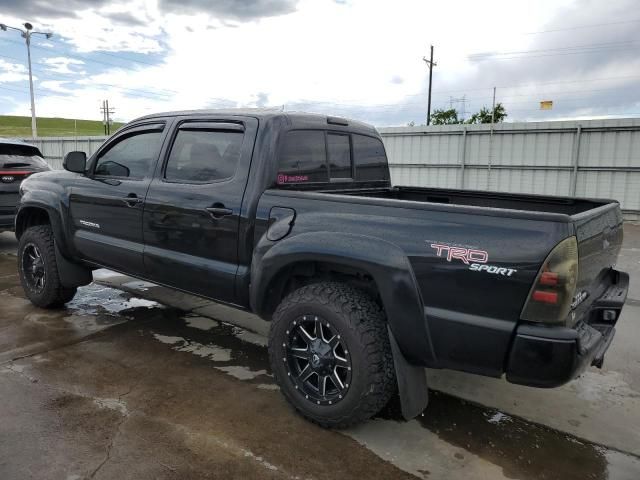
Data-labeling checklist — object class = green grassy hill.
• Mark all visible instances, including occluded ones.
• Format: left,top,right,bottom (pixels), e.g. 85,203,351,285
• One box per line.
0,115,124,138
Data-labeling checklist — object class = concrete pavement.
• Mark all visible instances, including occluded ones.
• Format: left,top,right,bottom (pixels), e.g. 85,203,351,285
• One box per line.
1,227,639,479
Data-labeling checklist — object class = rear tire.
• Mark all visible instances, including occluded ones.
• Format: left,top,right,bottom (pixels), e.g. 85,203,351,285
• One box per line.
18,225,77,308
268,282,396,428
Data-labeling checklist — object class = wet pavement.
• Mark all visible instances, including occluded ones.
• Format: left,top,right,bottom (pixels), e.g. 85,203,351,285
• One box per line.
1,230,639,479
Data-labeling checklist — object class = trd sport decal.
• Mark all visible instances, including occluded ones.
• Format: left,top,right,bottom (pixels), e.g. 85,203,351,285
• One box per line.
429,242,517,277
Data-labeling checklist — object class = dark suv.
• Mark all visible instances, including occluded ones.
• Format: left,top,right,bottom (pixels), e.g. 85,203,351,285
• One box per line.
0,139,49,232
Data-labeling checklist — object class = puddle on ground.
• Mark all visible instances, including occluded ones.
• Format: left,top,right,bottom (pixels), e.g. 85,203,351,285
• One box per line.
67,283,162,316
2,250,637,480
150,314,273,384
369,391,640,480
147,311,640,480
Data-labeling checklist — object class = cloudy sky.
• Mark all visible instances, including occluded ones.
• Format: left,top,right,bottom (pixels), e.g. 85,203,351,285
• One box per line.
0,0,639,126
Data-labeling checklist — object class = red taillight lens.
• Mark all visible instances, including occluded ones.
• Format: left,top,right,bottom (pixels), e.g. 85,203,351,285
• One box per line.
539,271,559,286
532,290,558,304
521,236,578,325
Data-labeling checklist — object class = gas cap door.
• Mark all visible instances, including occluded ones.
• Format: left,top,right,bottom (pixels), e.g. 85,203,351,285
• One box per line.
267,207,296,241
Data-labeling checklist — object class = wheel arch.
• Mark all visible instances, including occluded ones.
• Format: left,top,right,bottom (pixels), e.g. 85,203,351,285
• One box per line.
16,204,92,288
251,231,436,367
15,202,68,248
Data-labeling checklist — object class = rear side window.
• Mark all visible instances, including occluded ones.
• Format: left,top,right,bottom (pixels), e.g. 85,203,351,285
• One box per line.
353,134,389,181
327,133,351,179
95,130,163,179
165,129,243,183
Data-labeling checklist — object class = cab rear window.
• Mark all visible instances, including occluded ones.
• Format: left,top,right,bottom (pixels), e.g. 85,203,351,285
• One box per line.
353,134,389,182
277,130,387,186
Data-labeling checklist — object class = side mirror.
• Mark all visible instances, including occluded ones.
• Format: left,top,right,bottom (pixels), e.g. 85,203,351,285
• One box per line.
63,151,87,173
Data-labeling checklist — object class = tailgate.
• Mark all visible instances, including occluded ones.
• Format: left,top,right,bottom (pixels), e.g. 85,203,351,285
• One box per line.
572,202,624,314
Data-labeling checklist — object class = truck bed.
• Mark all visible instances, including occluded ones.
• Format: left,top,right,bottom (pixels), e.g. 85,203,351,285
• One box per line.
329,186,613,217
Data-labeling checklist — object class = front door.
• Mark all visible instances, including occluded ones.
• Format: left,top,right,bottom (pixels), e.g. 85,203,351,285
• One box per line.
69,122,167,274
142,117,257,304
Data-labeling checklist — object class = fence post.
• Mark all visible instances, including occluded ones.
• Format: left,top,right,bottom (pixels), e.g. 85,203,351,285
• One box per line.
459,127,467,189
570,125,582,197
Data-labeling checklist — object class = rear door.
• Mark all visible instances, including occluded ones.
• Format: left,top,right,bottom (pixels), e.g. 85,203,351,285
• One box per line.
142,116,257,304
69,121,168,273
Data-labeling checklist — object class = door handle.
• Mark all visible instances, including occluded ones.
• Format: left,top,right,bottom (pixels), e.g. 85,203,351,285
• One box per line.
205,206,233,219
122,194,142,207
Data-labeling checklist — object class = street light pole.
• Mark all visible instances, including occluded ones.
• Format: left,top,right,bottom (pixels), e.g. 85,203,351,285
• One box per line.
24,30,38,138
0,22,53,138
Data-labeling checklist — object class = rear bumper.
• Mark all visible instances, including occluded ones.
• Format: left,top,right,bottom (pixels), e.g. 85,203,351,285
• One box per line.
506,269,629,388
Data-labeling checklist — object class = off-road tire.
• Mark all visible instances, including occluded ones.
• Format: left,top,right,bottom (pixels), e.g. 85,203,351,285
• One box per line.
269,282,396,428
18,225,77,308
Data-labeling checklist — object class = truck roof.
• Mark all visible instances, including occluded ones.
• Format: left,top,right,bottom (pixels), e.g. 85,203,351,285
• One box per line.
131,109,379,136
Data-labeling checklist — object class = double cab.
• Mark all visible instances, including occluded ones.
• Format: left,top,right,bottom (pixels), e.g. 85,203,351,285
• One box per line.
15,110,628,427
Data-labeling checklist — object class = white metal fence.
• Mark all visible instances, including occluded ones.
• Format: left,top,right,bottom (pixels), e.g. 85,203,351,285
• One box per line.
20,117,640,219
379,118,640,219
22,136,108,170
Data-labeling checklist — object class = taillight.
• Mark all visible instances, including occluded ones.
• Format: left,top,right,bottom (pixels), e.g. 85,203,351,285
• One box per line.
521,236,578,325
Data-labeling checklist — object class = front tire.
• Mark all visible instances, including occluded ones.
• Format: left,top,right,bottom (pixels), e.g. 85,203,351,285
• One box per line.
18,225,77,308
268,282,396,428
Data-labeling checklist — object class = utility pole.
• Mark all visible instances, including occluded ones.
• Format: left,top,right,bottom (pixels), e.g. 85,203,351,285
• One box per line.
491,87,496,125
0,22,53,138
100,100,115,135
488,87,497,190
422,45,437,126
101,100,107,135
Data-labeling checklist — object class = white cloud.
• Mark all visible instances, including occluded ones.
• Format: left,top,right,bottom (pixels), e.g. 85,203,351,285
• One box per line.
2,0,639,125
42,57,86,74
0,59,29,83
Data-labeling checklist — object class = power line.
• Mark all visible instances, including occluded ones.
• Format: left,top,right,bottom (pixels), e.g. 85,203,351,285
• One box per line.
469,41,637,61
2,37,638,104
49,37,162,67
524,19,640,35
471,40,635,58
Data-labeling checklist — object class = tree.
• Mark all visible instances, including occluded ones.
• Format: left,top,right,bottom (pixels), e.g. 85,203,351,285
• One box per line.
430,108,461,125
466,103,507,124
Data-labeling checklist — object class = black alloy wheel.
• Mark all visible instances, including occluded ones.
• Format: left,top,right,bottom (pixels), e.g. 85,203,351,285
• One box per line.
284,314,352,406
21,243,46,293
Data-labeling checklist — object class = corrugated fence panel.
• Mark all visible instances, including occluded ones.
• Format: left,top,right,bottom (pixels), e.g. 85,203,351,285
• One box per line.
381,118,640,218
16,118,640,218
22,136,107,170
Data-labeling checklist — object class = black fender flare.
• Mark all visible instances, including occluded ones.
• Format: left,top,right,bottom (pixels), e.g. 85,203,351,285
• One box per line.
16,198,91,288
250,231,434,418
251,232,435,364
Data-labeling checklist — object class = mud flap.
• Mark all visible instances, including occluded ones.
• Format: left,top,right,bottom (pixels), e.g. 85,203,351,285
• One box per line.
388,326,429,420
55,244,92,288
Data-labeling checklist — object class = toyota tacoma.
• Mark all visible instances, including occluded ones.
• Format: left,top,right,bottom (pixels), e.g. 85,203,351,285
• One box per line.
15,110,629,427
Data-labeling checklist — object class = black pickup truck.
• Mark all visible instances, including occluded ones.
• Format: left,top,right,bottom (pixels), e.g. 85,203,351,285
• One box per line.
15,110,628,427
